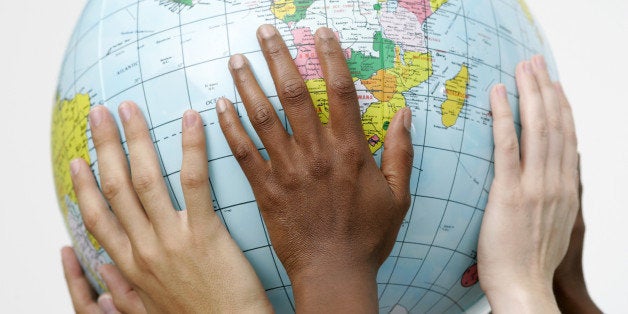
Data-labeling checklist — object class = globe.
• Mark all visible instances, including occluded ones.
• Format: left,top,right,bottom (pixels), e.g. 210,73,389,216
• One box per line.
52,0,556,312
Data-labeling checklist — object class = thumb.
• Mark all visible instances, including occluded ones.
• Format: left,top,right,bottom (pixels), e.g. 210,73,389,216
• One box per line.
381,107,414,208
97,293,121,314
99,265,147,314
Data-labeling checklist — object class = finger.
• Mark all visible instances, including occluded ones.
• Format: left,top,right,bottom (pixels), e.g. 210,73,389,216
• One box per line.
490,84,521,182
118,101,177,234
180,110,217,228
555,83,579,181
97,294,122,314
531,55,563,177
314,27,364,142
516,60,548,174
216,98,267,185
380,107,413,209
229,54,290,159
61,247,101,313
90,105,150,240
257,24,322,146
99,265,147,314
70,158,132,263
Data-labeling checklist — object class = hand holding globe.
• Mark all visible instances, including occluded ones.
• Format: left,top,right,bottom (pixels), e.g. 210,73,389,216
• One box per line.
53,1,595,312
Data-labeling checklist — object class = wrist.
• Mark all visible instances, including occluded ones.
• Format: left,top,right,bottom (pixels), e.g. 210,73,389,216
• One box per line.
290,263,379,314
553,280,601,314
484,279,559,314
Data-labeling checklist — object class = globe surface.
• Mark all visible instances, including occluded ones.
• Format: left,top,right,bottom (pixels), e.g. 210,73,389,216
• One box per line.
52,0,556,312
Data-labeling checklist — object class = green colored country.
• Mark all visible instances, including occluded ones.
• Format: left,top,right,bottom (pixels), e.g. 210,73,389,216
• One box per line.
171,0,193,6
346,31,396,80
282,0,315,23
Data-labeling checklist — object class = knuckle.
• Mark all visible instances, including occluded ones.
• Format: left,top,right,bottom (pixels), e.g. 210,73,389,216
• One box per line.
81,209,102,233
546,186,560,199
399,193,412,211
498,135,520,155
251,103,276,129
277,165,302,187
162,238,184,256
329,78,357,100
280,79,309,103
233,141,254,164
134,246,158,268
182,135,203,153
132,172,159,194
264,42,283,61
338,143,367,169
547,117,563,133
124,128,147,144
220,116,237,133
532,121,549,139
306,156,333,179
101,177,123,201
320,39,342,57
92,127,117,148
258,181,283,208
180,170,207,190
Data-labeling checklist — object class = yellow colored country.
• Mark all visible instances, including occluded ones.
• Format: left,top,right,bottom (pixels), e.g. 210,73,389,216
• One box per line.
517,0,534,24
52,93,92,215
306,78,330,124
390,48,432,93
52,93,106,289
360,46,432,153
431,0,448,12
517,0,543,43
361,93,407,153
271,0,297,20
441,64,469,128
304,46,433,154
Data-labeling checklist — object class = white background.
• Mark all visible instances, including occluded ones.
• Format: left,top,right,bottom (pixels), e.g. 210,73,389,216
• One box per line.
0,0,626,312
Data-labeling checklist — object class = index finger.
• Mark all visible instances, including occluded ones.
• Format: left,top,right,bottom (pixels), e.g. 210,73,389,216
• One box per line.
314,27,364,141
256,24,322,146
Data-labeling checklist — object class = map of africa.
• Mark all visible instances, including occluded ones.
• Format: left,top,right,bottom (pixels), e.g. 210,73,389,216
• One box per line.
52,0,556,312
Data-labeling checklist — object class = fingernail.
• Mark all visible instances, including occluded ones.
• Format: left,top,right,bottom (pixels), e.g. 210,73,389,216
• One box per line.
89,107,103,127
523,61,533,74
317,27,335,39
97,294,117,314
258,24,276,39
495,84,507,98
119,102,132,122
229,54,246,70
403,108,412,132
183,110,197,129
216,98,227,114
70,159,81,176
534,55,547,70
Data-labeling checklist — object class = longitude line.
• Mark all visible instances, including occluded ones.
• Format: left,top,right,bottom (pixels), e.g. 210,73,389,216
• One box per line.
379,0,433,308
444,1,506,311
223,2,295,311
132,0,183,210
407,1,472,311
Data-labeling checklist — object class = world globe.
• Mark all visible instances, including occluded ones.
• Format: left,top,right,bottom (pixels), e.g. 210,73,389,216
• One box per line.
52,0,556,312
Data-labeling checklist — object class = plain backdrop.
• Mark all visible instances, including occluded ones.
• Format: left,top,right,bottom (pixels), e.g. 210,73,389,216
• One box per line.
1,0,626,312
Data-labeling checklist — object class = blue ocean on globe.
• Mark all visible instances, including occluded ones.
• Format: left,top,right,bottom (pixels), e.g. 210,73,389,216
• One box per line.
52,0,556,312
